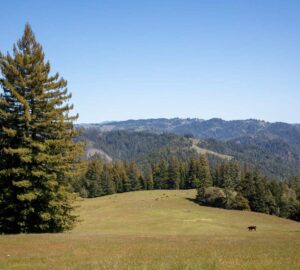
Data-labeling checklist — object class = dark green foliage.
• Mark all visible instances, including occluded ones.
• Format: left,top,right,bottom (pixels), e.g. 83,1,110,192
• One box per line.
0,25,84,233
152,160,168,189
73,155,300,221
199,136,300,181
167,157,180,189
76,160,103,198
195,159,300,220
185,155,212,189
198,155,212,188
80,130,198,167
214,161,241,189
197,186,226,208
143,166,154,190
186,157,200,189
197,186,250,211
112,160,126,193
127,162,142,191
101,164,115,195
231,193,251,210
79,118,300,180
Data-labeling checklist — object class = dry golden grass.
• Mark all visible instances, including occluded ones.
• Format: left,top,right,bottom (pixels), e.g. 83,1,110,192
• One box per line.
0,190,299,270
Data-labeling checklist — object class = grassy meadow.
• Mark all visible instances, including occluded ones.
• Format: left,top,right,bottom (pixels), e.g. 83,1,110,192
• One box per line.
0,190,299,270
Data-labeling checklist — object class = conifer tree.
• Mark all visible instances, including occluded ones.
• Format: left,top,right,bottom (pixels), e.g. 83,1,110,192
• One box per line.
167,157,180,189
153,160,168,189
143,165,154,190
123,161,131,192
179,162,188,189
0,24,84,233
101,164,115,195
112,160,126,193
127,162,141,191
84,160,103,197
198,155,212,188
187,157,200,188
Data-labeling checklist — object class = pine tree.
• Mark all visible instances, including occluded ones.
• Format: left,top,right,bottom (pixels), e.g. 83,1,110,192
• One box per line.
153,160,168,189
101,163,115,195
187,157,200,188
143,165,154,190
198,155,212,188
228,161,241,189
127,162,141,191
123,161,131,192
112,160,126,193
167,157,180,189
0,24,84,233
179,162,188,189
84,160,103,197
158,160,169,189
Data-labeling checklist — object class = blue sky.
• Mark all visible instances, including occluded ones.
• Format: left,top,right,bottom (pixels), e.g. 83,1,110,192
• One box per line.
0,0,300,123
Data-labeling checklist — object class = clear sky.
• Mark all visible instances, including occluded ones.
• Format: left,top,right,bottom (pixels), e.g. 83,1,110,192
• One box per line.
0,0,299,123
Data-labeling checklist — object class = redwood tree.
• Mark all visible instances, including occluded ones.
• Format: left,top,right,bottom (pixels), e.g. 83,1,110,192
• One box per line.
0,24,84,233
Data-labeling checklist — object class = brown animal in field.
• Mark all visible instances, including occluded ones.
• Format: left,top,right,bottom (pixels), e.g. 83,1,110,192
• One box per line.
248,226,256,231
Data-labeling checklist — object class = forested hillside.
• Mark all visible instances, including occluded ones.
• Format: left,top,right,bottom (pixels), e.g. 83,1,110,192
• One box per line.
72,155,300,221
198,135,300,180
78,121,300,180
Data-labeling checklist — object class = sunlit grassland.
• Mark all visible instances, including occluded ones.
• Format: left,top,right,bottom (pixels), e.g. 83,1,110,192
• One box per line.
0,190,299,270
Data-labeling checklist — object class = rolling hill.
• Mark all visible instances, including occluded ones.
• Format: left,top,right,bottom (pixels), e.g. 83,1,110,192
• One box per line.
0,190,299,270
79,129,232,166
78,118,300,180
79,118,300,141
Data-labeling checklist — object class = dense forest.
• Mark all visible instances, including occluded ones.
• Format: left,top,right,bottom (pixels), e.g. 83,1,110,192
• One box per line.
80,128,300,180
73,156,300,221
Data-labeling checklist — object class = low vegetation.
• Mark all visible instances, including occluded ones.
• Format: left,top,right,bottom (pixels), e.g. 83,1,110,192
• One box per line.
0,190,299,270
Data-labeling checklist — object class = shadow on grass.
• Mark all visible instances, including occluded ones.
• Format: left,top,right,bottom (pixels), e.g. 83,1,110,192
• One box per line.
185,197,199,204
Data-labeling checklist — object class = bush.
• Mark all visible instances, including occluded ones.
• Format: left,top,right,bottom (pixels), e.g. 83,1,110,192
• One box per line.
197,186,250,210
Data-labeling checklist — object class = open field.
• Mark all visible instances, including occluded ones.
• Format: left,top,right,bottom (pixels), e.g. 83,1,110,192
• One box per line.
0,190,299,270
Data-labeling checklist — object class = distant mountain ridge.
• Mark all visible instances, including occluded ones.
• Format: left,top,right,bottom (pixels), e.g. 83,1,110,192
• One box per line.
78,118,299,141
77,118,300,180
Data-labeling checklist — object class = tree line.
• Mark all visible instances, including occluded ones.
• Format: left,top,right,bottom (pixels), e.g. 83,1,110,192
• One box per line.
73,156,300,221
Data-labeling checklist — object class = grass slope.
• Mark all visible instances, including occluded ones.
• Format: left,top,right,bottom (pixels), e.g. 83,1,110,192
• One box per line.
0,190,299,270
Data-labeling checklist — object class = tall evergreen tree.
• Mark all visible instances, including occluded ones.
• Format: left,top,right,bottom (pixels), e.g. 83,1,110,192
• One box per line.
101,163,115,195
167,157,180,189
198,155,212,188
186,157,200,188
84,160,103,197
127,162,141,191
0,24,84,233
112,160,126,193
153,160,168,189
143,165,154,190
179,162,188,189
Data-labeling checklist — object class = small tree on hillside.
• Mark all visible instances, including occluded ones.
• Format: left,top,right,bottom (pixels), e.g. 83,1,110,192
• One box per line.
168,157,180,189
198,155,212,188
0,24,84,233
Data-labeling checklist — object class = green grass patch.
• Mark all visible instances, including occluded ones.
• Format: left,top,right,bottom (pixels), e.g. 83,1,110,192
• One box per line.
0,190,299,269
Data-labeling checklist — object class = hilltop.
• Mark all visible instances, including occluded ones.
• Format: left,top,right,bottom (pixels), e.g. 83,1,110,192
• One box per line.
0,190,299,270
78,118,300,141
